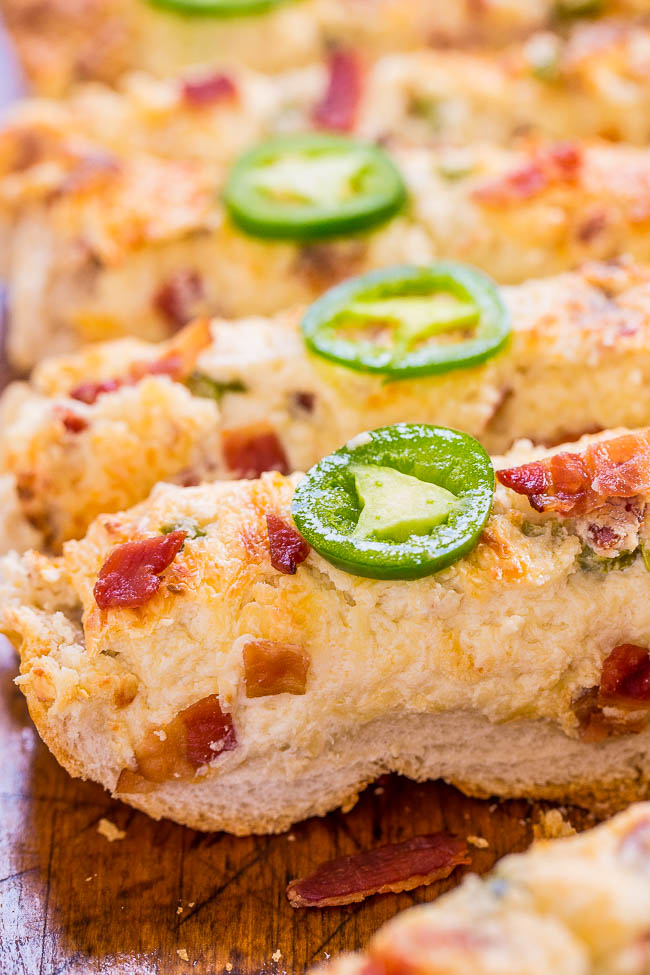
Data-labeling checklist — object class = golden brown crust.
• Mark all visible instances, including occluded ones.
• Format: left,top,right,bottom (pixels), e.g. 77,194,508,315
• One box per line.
4,430,650,832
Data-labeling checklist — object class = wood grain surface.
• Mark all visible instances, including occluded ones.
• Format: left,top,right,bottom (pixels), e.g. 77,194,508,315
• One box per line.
1,630,599,975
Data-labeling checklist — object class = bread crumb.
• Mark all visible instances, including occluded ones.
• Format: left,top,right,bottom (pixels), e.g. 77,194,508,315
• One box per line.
225,964,233,972
374,787,384,795
188,901,195,907
153,729,167,741
467,835,489,849
287,834,295,842
177,949,189,962
97,818,126,842
177,905,183,914
272,950,282,962
534,808,576,840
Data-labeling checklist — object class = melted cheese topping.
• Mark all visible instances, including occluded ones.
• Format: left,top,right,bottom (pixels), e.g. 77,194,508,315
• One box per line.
4,260,650,551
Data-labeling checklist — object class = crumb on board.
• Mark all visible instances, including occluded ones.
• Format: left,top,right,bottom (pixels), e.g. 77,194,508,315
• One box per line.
374,787,385,795
287,834,296,842
97,817,126,842
176,905,183,914
177,948,189,962
188,901,195,907
467,835,489,849
272,949,282,962
534,808,576,840
225,964,233,972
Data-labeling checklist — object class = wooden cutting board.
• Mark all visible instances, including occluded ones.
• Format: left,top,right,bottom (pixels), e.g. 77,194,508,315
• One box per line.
1,633,599,975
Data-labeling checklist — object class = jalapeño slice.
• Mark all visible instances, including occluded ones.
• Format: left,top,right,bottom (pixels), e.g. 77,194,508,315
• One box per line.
147,0,295,16
223,134,407,240
301,262,509,379
291,423,494,580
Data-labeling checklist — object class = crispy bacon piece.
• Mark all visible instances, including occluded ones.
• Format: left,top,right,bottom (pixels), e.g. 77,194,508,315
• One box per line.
70,377,123,404
473,143,582,206
183,695,237,766
312,48,364,132
94,530,186,609
153,269,205,331
55,407,88,433
266,513,310,574
286,834,469,908
222,423,289,479
70,318,211,405
497,431,650,516
116,694,236,792
598,645,650,710
181,72,237,108
243,640,310,698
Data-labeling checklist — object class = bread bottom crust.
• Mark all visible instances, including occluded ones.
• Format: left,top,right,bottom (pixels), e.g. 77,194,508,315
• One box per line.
30,698,650,833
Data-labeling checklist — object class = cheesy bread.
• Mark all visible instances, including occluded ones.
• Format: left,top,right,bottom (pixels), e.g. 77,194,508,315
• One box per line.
6,260,650,554
3,426,650,833
5,17,650,178
3,0,645,96
3,134,650,369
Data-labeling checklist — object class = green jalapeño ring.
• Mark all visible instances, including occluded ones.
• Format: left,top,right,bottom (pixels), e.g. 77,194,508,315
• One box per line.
301,262,510,379
291,423,495,580
223,133,407,240
147,0,296,16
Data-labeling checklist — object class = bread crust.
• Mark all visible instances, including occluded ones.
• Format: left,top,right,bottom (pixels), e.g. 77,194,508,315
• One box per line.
26,701,650,833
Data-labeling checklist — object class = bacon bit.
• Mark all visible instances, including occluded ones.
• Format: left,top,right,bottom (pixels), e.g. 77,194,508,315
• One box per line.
181,72,237,108
573,686,609,743
292,390,316,414
94,530,186,609
497,431,650,516
182,694,237,766
70,318,211,405
152,316,212,377
573,681,649,743
588,524,619,549
153,269,205,332
243,640,310,698
286,834,469,908
116,694,236,791
222,423,289,479
70,377,123,405
473,142,582,206
56,408,88,433
577,210,609,244
266,513,310,574
312,48,364,132
130,352,184,383
598,645,650,710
